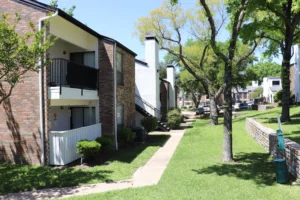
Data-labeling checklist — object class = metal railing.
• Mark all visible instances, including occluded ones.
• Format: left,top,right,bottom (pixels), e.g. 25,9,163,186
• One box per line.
135,94,163,119
49,58,98,94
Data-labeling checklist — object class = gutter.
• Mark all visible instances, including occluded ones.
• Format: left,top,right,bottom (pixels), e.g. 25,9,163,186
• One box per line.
38,11,58,166
113,42,119,151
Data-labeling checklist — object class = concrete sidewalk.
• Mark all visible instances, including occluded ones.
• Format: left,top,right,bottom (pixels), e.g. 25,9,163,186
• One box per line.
1,122,192,200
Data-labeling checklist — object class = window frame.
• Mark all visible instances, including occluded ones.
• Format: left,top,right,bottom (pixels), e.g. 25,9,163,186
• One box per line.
116,52,124,86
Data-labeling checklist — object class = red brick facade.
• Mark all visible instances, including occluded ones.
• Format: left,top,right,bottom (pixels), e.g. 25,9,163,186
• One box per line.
116,47,136,128
99,40,115,135
98,41,136,134
0,0,47,165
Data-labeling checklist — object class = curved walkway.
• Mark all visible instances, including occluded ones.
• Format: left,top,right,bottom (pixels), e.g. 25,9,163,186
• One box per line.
0,121,192,200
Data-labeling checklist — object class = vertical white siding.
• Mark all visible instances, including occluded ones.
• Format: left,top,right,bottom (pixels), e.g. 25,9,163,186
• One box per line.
49,123,101,165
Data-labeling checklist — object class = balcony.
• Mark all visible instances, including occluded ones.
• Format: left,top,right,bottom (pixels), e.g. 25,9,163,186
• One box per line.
48,58,99,100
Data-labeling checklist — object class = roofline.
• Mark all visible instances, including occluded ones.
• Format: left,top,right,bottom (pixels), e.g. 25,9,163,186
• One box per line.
17,0,137,57
15,0,55,12
160,78,170,84
167,65,175,69
145,35,159,44
57,10,137,56
135,59,148,66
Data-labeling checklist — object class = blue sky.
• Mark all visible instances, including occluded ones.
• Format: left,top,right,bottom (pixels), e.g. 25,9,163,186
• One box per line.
39,0,283,64
39,0,198,61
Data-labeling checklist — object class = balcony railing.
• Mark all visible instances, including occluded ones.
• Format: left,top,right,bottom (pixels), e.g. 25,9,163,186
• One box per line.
49,58,98,94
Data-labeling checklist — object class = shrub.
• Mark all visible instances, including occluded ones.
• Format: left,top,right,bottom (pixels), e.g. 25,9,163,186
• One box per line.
96,135,114,152
274,90,283,103
141,117,158,133
117,126,136,146
167,109,182,129
76,140,101,158
181,106,187,109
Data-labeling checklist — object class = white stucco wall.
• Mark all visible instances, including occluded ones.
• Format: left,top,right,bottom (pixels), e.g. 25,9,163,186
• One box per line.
135,38,161,118
51,106,70,131
166,66,176,108
49,16,99,69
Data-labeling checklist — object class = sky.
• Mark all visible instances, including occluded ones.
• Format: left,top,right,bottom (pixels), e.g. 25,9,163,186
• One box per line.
39,0,199,62
39,0,284,64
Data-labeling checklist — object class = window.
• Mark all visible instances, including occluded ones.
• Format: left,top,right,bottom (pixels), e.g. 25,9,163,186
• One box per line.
71,107,96,129
243,92,247,99
116,52,124,85
117,106,124,125
70,52,96,68
272,81,280,86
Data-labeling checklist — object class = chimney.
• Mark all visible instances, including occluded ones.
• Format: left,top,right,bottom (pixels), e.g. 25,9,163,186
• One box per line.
144,35,161,115
167,65,176,109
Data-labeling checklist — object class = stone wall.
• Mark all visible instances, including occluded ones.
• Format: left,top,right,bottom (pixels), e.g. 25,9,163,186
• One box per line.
246,118,300,178
0,0,48,165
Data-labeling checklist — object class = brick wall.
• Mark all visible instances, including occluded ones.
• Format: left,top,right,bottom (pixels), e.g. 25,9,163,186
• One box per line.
98,40,115,135
246,118,300,178
0,0,47,165
160,81,169,121
290,63,295,93
98,41,136,133
116,47,136,128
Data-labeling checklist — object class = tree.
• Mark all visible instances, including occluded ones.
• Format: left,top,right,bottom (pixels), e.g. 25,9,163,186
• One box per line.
240,0,300,122
49,0,76,16
0,13,54,104
134,1,226,125
199,0,262,162
249,62,281,84
250,87,263,99
180,70,204,108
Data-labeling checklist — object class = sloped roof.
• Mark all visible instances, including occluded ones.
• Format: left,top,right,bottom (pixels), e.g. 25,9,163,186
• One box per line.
17,0,137,56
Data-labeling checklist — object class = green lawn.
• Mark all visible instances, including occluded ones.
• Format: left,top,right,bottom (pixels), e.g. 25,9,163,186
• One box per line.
67,107,300,200
0,135,169,195
256,106,300,143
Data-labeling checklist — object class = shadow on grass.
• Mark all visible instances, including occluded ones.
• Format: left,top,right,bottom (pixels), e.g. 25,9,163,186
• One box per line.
192,152,276,186
0,134,170,195
0,164,113,195
107,134,170,164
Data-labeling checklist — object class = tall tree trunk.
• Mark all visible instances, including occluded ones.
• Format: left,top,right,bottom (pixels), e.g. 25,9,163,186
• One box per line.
281,57,291,122
209,96,218,125
223,65,233,162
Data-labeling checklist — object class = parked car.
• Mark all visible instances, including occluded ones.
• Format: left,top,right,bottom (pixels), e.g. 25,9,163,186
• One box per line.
203,105,210,113
239,103,249,110
195,107,205,115
247,101,254,106
234,103,240,111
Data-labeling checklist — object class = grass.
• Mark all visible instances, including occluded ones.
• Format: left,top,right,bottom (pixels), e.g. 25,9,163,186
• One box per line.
67,106,300,200
255,106,300,143
0,134,170,195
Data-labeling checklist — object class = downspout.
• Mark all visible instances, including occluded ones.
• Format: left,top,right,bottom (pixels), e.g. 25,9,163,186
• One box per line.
38,11,58,166
113,42,118,151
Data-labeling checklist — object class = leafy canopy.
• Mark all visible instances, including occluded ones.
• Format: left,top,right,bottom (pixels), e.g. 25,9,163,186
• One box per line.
0,13,54,104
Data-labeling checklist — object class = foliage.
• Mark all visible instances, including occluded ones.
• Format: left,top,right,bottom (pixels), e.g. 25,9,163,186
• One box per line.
117,126,136,146
274,90,283,103
167,109,181,129
248,62,281,84
76,140,101,158
49,0,76,16
141,117,158,133
239,0,300,121
71,107,300,200
95,135,114,152
250,87,263,99
0,13,54,104
0,135,170,195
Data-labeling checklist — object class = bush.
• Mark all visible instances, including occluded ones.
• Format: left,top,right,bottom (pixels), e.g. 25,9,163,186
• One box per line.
181,106,187,109
96,135,114,152
167,109,182,129
141,117,158,133
274,90,283,103
76,140,101,158
117,126,136,146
